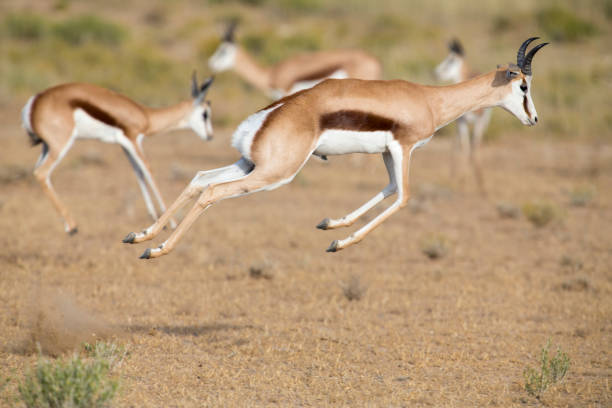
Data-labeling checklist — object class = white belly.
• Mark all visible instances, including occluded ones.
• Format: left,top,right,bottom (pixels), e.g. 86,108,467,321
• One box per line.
73,108,124,143
231,103,283,161
314,129,393,156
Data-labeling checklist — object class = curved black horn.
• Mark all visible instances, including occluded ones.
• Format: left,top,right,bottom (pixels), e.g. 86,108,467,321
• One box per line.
199,75,215,95
223,21,237,43
517,37,539,68
449,38,464,56
521,42,549,76
191,71,199,98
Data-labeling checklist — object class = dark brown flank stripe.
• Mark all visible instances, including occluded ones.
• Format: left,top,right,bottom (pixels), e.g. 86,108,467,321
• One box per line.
291,65,342,87
68,99,129,135
319,110,398,132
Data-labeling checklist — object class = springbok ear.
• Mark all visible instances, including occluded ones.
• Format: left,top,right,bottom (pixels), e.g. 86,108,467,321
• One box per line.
199,76,214,95
191,71,199,98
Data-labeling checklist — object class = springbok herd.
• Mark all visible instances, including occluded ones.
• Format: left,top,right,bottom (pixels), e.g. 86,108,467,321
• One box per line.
21,23,548,260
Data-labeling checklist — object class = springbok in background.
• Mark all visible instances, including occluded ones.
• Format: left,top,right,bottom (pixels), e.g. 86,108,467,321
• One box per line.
208,22,382,99
125,38,548,259
22,74,214,234
434,39,492,194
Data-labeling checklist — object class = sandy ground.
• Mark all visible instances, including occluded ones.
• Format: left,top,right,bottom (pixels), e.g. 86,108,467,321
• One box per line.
0,103,610,407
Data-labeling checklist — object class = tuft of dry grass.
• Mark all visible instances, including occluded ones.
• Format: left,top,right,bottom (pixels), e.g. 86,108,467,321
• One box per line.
341,275,366,301
522,201,562,228
420,234,449,259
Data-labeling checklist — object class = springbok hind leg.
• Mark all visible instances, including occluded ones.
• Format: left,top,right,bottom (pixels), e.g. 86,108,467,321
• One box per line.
123,158,254,244
138,165,286,259
33,142,78,234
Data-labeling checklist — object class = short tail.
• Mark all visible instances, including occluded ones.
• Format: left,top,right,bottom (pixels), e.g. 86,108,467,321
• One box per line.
22,95,43,146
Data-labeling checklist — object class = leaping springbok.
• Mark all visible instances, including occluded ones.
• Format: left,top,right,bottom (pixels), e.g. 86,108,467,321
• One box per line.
125,38,548,259
434,39,493,194
22,74,214,234
208,22,382,99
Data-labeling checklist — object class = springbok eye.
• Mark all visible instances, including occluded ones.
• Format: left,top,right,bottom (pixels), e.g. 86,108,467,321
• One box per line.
203,111,209,120
520,83,528,93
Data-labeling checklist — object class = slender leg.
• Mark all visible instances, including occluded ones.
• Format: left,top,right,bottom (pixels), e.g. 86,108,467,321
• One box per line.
470,110,491,196
122,147,158,221
317,151,397,230
328,141,409,252
452,118,470,185
139,164,289,259
123,159,254,244
33,141,78,234
120,141,177,229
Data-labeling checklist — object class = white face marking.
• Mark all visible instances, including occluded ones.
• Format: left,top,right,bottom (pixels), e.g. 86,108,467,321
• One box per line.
498,75,537,126
186,103,213,141
231,103,283,161
287,69,349,95
434,54,463,83
315,129,392,156
208,42,237,72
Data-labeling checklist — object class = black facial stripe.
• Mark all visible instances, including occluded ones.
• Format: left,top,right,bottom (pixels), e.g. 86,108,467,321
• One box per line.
523,96,530,119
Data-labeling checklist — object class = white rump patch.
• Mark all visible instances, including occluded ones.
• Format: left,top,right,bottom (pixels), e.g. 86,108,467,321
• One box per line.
231,103,283,162
21,95,37,134
287,69,348,95
315,129,393,156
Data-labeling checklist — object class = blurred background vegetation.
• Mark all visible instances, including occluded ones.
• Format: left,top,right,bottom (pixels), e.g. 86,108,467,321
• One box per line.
0,0,610,142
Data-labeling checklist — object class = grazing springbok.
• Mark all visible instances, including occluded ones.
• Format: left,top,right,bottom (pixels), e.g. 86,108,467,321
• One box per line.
125,38,548,259
434,39,492,193
22,74,214,234
208,22,382,99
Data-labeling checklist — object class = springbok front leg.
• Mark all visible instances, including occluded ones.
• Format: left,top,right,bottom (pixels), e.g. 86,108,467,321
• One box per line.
317,150,397,230
123,158,254,244
122,147,159,222
327,140,410,252
470,110,491,196
138,163,294,259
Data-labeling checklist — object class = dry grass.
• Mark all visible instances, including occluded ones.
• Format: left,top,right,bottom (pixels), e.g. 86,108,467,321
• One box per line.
0,0,611,406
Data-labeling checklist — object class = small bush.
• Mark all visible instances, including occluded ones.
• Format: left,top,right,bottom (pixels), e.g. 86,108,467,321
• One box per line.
522,201,561,228
524,339,570,399
568,185,596,206
537,6,598,42
3,13,47,40
420,234,449,259
496,202,520,219
18,342,124,408
342,275,365,301
52,15,126,46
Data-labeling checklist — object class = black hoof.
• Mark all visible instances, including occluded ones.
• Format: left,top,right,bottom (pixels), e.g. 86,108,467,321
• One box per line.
139,248,152,259
122,232,136,244
326,240,339,253
316,218,330,230
68,227,78,236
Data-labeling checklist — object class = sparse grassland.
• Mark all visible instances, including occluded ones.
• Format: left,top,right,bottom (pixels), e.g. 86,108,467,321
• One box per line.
0,0,610,407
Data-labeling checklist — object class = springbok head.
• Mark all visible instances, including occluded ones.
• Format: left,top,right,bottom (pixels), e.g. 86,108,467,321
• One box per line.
496,37,549,126
186,73,214,140
434,38,465,83
208,21,238,73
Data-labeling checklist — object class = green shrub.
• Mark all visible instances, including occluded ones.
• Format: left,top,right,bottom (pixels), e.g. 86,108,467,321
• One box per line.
3,13,47,40
52,15,126,46
522,201,561,228
18,342,125,408
524,339,570,399
537,6,598,42
420,234,449,259
568,185,596,207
